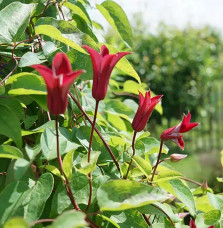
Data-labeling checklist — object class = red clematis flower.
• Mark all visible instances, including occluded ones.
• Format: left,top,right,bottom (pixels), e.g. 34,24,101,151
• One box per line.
31,52,84,115
161,112,199,150
132,91,163,132
83,44,131,101
190,219,214,228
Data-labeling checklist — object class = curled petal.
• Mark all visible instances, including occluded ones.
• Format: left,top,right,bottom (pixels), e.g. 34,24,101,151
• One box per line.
110,52,131,68
63,70,85,87
180,112,199,133
52,52,72,75
172,135,184,150
31,64,53,88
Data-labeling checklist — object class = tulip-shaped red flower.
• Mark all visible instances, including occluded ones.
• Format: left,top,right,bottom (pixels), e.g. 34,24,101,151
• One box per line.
83,45,131,101
161,112,199,150
31,52,84,115
190,220,214,228
132,91,163,132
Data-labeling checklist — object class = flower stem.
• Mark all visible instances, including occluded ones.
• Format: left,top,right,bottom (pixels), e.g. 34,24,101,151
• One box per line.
150,140,163,182
30,219,55,226
85,100,99,213
55,115,80,211
124,131,137,179
69,92,120,172
180,177,202,186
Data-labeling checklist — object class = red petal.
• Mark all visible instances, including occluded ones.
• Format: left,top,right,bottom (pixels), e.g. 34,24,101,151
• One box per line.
100,45,109,56
180,112,199,133
31,64,53,88
110,52,131,68
138,91,145,107
174,135,184,150
63,70,85,88
189,220,196,228
161,126,178,140
52,52,72,75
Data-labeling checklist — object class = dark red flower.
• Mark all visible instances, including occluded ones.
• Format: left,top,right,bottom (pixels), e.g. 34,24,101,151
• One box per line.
161,112,199,150
190,219,214,228
132,91,162,132
83,44,131,101
32,52,84,115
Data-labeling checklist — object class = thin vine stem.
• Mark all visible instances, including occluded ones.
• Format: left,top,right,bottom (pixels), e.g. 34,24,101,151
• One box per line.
150,140,163,182
151,203,175,227
68,92,120,172
55,115,80,211
30,219,55,226
124,131,137,179
142,213,151,227
85,100,99,213
180,177,202,186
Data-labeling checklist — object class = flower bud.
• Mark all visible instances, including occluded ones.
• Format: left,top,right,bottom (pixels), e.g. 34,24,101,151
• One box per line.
170,154,187,162
201,179,208,191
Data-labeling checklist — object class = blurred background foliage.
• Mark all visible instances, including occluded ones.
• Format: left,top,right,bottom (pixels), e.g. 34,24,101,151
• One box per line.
106,18,223,190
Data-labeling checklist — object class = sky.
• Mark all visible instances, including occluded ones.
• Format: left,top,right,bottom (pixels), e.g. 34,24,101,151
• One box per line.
89,0,223,34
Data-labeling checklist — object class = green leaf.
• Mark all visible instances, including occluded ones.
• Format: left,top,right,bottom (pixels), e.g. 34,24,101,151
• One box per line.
3,217,29,228
195,195,215,213
0,104,22,148
7,73,47,95
107,113,127,131
0,98,24,120
153,166,182,183
103,209,148,228
78,151,101,175
52,210,88,228
140,137,169,155
14,158,30,180
71,171,109,205
138,202,181,223
35,17,97,48
102,44,141,83
19,52,47,67
24,173,54,222
0,145,23,159
169,179,196,216
41,128,79,160
204,209,221,226
96,1,133,47
97,180,169,211
62,150,74,180
0,86,5,95
0,179,34,225
207,192,223,210
64,2,91,24
43,165,64,179
50,182,71,217
0,2,36,43
35,24,86,54
75,126,117,163
105,99,135,119
25,144,41,161
67,49,93,80
132,156,152,178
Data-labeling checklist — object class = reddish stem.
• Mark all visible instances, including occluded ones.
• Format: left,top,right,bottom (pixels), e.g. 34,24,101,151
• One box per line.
69,92,120,172
124,131,137,179
85,100,99,213
150,140,163,182
55,115,80,211
142,214,151,227
30,219,55,226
